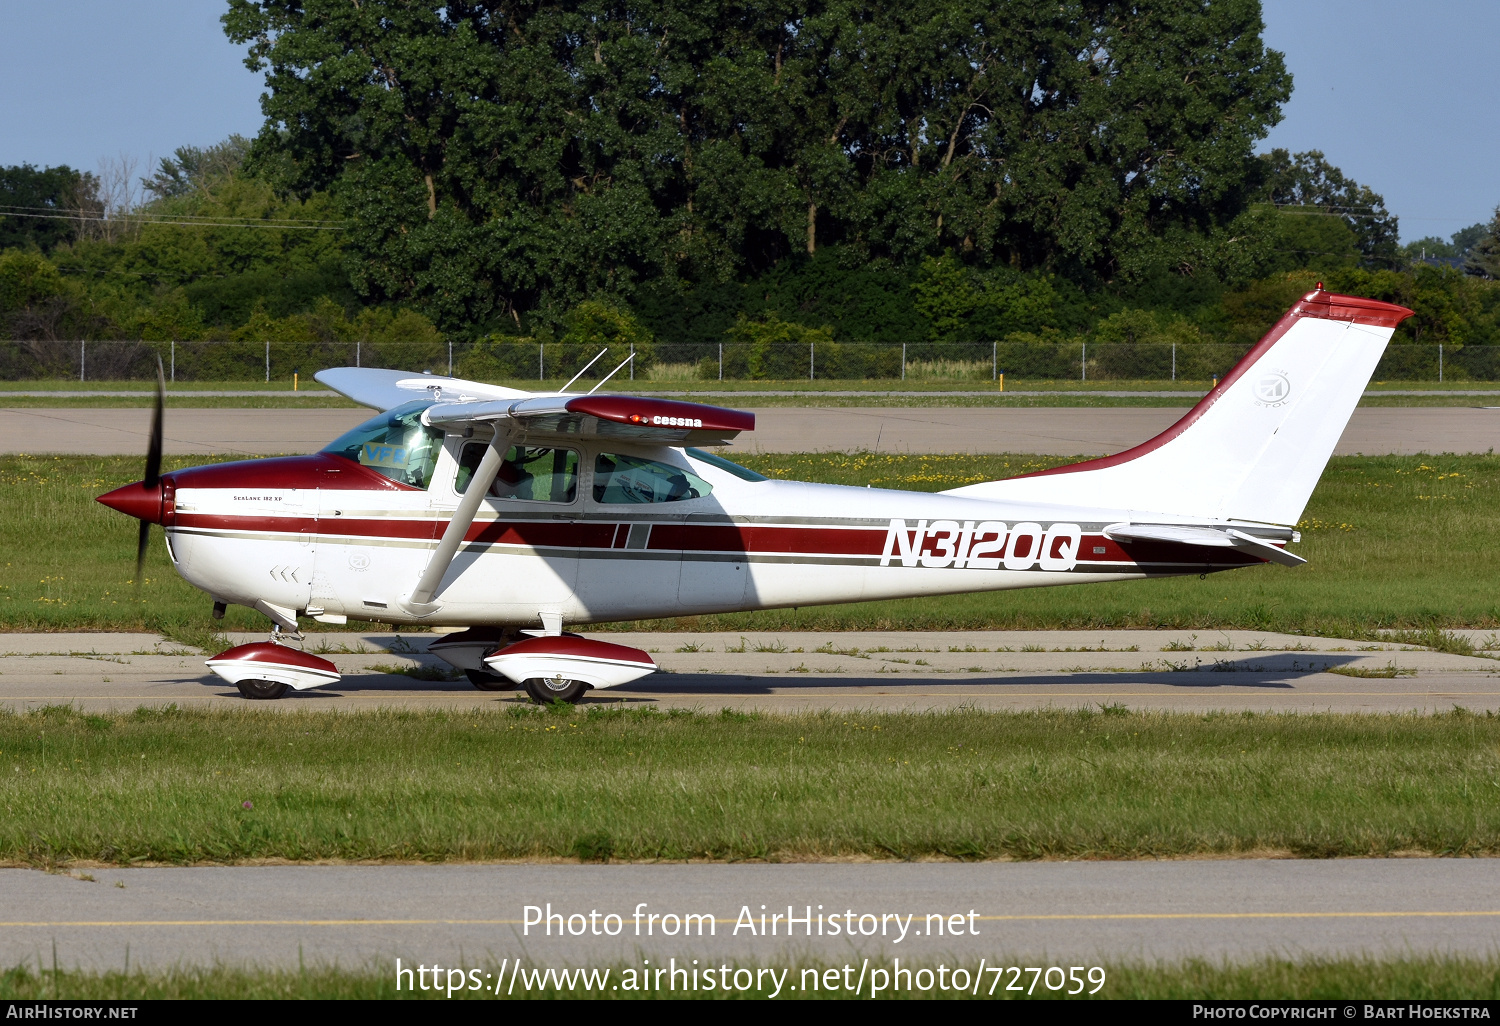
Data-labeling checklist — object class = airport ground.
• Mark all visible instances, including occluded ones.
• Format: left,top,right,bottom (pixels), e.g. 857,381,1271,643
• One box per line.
3,403,1499,456
3,397,1499,997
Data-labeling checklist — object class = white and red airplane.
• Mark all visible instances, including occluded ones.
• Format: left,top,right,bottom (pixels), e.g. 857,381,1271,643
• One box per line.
98,288,1411,702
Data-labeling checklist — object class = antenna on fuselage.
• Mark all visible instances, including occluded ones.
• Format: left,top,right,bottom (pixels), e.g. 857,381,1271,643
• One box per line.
586,353,635,394
559,349,609,393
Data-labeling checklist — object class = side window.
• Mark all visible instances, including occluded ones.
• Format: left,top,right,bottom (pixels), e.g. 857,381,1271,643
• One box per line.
321,400,442,490
593,452,713,504
456,443,579,503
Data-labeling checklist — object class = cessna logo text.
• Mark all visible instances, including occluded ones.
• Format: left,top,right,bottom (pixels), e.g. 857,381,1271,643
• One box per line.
879,519,1081,571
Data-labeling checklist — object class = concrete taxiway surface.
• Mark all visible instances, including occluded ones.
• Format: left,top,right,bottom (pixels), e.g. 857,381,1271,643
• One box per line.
5,860,1500,972
4,406,1498,456
1,630,1496,714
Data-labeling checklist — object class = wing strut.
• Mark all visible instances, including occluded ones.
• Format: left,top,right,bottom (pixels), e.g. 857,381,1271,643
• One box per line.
402,435,509,615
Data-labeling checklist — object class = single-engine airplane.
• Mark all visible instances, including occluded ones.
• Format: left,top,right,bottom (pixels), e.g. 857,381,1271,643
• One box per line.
98,287,1411,702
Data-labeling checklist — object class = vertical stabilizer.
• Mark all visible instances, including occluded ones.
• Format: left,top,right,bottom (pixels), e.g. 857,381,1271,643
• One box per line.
944,289,1413,525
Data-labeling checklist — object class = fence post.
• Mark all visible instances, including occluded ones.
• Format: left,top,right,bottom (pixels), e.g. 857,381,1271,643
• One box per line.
1081,342,1086,382
1439,343,1443,383
539,342,544,382
79,341,85,382
993,340,997,381
1171,343,1176,382
718,342,723,381
901,343,905,381
356,340,361,368
810,341,814,381
448,341,453,376
170,340,175,383
629,343,634,380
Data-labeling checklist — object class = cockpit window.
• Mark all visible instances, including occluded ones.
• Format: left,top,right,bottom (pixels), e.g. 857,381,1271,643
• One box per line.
321,400,442,490
593,452,713,504
456,442,579,503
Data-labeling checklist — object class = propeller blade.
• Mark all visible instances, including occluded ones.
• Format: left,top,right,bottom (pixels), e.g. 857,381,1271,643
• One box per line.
144,356,164,487
135,356,165,589
136,518,150,586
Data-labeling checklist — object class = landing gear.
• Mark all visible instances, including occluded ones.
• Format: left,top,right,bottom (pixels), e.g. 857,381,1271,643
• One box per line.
523,675,588,704
236,678,289,700
466,668,517,691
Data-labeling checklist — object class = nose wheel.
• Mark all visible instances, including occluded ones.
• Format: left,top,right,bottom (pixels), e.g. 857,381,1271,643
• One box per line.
523,675,587,704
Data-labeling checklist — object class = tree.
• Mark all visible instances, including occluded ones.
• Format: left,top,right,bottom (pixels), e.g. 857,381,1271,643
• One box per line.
224,0,1292,336
1465,209,1500,280
1254,149,1399,267
0,164,99,252
143,136,254,199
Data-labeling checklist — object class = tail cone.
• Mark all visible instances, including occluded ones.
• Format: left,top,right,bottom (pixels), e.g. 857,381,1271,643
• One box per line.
97,481,164,524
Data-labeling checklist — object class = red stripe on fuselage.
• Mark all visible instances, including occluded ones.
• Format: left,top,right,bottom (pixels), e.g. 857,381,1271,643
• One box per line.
172,512,1263,567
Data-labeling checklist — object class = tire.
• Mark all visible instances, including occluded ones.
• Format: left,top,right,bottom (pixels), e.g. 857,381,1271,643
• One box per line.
236,678,288,700
466,669,516,691
523,676,588,704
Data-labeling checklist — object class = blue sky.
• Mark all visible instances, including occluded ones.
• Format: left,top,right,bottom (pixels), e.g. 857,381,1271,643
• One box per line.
0,0,1494,243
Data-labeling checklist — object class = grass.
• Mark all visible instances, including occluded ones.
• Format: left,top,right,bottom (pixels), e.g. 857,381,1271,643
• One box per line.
3,451,1499,639
4,704,1500,865
3,955,1500,999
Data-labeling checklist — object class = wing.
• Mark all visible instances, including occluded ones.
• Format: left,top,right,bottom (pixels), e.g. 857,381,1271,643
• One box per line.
315,368,534,411
424,393,755,447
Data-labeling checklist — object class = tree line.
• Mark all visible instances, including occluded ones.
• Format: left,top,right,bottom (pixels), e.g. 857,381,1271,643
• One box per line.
1,0,1498,380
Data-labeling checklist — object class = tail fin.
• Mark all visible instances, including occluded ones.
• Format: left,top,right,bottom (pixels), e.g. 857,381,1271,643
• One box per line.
946,289,1413,525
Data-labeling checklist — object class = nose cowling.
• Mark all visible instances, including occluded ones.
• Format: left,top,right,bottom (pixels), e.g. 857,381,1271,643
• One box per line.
97,480,165,524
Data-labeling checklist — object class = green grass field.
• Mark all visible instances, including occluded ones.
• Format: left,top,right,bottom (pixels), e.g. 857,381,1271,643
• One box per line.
2,450,1491,639
3,955,1498,999
4,704,1499,865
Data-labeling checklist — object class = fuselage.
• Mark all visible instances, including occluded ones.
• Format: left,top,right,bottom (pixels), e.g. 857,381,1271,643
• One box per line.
155,401,1269,629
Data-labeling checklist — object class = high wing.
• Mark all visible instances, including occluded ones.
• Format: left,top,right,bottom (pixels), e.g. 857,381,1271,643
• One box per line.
315,367,754,447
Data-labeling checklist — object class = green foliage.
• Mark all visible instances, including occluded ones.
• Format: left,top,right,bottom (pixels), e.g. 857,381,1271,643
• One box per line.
224,0,1291,328
1254,148,1400,266
0,163,95,253
143,136,254,199
557,300,656,375
1465,208,1500,280
0,249,65,313
717,314,838,379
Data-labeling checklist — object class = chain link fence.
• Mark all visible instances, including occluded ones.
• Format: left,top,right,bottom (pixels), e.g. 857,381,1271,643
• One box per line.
2,339,1495,384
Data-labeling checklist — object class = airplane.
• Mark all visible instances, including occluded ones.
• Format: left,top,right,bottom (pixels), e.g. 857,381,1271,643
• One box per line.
97,287,1411,702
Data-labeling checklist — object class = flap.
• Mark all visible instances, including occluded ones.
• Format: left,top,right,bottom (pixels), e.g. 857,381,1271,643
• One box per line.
425,393,754,446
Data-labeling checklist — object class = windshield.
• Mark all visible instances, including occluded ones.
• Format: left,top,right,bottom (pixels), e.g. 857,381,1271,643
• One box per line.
321,400,442,489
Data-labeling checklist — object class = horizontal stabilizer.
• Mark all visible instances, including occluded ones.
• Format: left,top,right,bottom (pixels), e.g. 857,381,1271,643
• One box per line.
1104,523,1306,567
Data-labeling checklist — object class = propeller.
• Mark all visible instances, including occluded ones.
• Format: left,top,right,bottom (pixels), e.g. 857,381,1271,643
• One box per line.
136,357,165,585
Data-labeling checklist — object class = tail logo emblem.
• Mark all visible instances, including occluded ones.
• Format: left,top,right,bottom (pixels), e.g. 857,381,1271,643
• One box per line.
1254,373,1291,406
